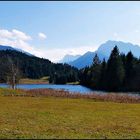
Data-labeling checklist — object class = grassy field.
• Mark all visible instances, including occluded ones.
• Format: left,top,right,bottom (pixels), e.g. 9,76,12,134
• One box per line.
0,88,140,139
19,76,49,84
66,81,80,85
19,77,79,85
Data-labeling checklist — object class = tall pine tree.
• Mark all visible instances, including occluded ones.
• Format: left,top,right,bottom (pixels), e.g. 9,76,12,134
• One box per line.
124,51,134,90
90,54,101,89
106,46,125,91
99,58,107,90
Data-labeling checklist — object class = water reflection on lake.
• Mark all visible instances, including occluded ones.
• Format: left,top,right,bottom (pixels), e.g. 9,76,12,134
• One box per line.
0,83,139,96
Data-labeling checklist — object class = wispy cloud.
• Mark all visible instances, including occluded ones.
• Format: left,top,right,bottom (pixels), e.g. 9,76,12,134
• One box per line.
38,32,47,40
37,45,98,62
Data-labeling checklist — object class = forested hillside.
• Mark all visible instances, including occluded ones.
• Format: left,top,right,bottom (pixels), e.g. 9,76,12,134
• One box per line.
80,46,140,92
0,50,79,84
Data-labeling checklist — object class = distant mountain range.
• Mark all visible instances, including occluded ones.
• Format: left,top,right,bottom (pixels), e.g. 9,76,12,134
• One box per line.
59,54,81,63
1,40,140,70
68,51,107,69
62,40,140,69
0,45,33,56
97,40,140,58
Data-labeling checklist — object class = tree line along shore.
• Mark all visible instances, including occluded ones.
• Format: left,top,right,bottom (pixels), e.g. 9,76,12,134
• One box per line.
0,46,140,92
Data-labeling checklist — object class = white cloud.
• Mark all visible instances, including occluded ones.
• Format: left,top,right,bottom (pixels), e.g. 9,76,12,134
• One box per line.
12,29,32,41
0,28,34,53
38,32,47,40
0,29,13,39
0,29,32,41
37,45,98,62
0,28,98,63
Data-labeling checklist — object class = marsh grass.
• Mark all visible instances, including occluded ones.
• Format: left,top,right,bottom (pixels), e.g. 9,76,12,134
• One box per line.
1,88,140,103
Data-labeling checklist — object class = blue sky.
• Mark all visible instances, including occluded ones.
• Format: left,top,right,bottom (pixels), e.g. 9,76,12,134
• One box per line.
0,1,140,62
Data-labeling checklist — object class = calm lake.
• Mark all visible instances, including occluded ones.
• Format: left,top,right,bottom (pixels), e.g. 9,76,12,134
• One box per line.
0,84,139,96
0,84,94,93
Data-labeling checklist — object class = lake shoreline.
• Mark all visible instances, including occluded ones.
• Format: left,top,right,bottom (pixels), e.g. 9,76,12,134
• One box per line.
1,88,140,103
0,83,139,97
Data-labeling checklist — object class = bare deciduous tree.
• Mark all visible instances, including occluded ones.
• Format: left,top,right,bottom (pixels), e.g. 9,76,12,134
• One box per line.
6,57,21,89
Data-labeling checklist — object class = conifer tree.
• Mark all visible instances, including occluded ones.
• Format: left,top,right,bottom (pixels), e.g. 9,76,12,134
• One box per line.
124,51,134,90
99,58,107,89
90,54,101,88
106,46,125,91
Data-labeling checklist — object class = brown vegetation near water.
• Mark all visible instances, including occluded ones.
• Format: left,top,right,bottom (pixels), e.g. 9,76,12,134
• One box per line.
3,88,140,103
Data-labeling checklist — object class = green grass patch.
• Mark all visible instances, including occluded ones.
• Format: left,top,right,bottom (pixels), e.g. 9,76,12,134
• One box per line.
0,88,24,96
19,76,49,84
66,81,80,85
0,96,139,139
